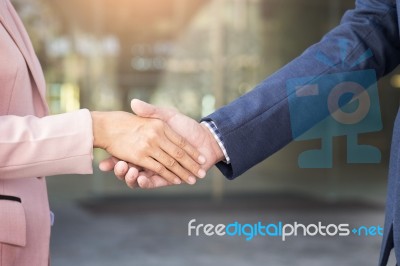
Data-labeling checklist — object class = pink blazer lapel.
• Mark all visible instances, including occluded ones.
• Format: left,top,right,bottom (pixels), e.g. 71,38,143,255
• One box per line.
0,0,48,114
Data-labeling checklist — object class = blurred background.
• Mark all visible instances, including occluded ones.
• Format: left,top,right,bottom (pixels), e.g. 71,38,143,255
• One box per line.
12,0,400,265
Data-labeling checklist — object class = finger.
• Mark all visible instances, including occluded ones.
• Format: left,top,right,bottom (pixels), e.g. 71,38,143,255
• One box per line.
114,161,129,180
164,125,206,165
129,168,154,189
152,149,197,185
99,156,119,172
137,174,172,189
137,175,153,189
160,128,205,181
125,168,140,189
140,157,182,185
147,175,172,188
125,166,139,181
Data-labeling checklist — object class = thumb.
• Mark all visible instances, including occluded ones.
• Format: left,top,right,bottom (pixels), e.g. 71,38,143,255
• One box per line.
131,99,176,121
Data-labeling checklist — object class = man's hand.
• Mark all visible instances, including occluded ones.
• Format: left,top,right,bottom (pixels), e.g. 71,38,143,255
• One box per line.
99,99,225,189
91,101,207,185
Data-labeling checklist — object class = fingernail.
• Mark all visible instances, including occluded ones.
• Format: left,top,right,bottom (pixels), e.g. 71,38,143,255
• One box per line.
198,169,206,179
174,178,182,185
198,155,206,164
188,176,196,185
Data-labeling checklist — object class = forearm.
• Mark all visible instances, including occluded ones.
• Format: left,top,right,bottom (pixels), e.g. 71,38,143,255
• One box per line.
0,109,94,179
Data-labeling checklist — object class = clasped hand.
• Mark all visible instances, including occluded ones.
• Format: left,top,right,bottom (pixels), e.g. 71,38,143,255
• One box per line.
91,100,209,186
98,99,225,189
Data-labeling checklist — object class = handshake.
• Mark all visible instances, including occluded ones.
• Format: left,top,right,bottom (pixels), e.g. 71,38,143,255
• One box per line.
93,99,225,189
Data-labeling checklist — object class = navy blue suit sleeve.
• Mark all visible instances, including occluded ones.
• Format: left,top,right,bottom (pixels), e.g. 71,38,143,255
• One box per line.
203,0,400,179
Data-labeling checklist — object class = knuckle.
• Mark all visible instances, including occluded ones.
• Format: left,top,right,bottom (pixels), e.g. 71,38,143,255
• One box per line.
155,164,165,174
138,142,151,153
166,158,176,168
146,130,158,141
174,148,185,159
177,136,187,148
154,151,162,160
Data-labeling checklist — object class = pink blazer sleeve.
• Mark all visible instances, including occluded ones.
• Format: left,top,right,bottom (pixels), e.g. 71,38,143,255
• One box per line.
0,109,94,179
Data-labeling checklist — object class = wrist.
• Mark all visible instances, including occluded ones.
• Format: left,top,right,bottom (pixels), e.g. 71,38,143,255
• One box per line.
200,123,225,164
91,111,108,149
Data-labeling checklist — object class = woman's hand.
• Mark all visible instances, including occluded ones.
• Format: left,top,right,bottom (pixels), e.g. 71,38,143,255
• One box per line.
91,111,206,185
